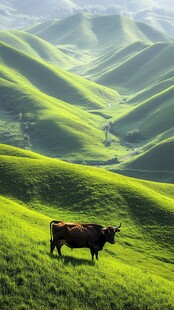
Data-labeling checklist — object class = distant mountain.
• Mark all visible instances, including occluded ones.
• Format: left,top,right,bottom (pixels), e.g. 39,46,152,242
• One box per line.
24,13,171,52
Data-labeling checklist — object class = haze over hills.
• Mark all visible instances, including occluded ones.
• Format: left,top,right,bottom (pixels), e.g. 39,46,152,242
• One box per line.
1,0,174,37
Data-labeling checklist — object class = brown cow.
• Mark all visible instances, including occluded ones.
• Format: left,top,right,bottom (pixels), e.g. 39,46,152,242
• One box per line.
50,220,121,260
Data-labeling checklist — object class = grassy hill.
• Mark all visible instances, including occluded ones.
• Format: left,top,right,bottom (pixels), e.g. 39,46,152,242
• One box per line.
24,13,172,68
112,85,174,138
0,41,121,109
97,42,174,93
0,145,174,309
128,137,174,171
0,30,79,69
113,137,174,183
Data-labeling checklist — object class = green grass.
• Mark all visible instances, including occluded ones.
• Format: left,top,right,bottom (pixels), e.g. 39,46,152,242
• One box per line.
1,196,173,310
0,146,174,309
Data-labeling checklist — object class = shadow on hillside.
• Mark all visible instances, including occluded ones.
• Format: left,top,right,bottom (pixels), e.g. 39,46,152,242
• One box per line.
49,253,95,266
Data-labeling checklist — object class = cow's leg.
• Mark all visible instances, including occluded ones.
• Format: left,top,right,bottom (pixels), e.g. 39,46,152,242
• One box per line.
95,251,99,260
90,248,95,260
56,243,62,256
50,239,56,255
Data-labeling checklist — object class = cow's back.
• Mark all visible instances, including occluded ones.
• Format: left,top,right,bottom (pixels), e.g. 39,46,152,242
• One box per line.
52,222,103,248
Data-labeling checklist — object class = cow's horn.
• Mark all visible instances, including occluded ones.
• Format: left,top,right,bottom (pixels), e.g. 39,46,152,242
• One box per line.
114,223,121,229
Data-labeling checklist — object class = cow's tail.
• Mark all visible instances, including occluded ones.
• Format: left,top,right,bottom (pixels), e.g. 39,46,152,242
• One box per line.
50,220,61,243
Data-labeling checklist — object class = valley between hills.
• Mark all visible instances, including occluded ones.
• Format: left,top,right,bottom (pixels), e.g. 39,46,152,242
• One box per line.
0,12,174,310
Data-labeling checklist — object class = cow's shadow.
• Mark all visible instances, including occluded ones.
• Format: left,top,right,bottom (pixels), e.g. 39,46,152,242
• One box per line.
49,253,95,266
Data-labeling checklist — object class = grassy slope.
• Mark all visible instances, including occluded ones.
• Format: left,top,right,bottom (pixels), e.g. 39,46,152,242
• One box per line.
127,137,174,171
112,85,174,138
0,145,174,309
80,41,150,79
0,143,47,159
0,42,120,109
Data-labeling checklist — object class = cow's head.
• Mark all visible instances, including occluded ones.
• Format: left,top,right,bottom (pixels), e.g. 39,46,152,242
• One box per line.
101,224,121,244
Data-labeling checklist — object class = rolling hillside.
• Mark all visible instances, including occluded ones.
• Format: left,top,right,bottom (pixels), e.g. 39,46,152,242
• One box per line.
127,137,174,171
0,145,174,309
97,42,174,93
112,85,174,138
0,30,79,69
